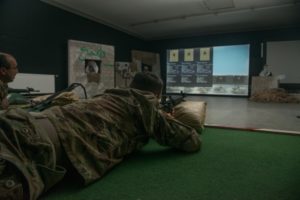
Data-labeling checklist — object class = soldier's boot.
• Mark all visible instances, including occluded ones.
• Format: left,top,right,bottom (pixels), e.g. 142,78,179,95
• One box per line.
0,158,26,200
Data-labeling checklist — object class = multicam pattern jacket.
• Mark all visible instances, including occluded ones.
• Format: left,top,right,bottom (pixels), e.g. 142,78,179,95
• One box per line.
0,88,201,200
0,80,8,109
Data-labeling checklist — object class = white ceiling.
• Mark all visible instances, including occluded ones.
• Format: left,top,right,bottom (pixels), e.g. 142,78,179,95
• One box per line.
41,0,300,40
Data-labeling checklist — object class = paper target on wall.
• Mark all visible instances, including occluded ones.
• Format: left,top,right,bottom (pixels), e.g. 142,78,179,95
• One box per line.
68,40,115,98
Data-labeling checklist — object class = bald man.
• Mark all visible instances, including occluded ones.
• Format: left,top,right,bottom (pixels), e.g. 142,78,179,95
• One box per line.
0,52,19,109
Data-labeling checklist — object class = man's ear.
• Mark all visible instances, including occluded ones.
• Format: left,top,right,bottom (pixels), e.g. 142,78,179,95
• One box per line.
0,67,7,75
0,67,5,75
155,91,162,99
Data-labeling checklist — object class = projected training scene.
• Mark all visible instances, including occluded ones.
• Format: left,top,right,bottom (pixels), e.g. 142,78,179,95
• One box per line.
166,44,250,96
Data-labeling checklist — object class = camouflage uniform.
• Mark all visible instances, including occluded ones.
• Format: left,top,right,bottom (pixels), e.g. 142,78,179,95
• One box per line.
0,88,201,200
0,80,8,109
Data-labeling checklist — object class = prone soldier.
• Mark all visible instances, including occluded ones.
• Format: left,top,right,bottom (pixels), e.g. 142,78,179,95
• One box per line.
0,71,202,200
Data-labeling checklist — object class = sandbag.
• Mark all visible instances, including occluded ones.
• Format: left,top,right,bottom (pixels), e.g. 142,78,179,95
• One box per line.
173,101,207,133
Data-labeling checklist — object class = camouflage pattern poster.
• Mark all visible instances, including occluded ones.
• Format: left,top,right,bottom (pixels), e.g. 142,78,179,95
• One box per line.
68,40,115,98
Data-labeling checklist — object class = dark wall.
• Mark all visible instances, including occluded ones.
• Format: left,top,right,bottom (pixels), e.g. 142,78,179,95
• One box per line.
0,0,148,90
1,0,300,93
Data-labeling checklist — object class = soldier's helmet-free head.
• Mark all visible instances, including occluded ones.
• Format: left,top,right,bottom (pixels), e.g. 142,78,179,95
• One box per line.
0,53,18,83
129,72,163,98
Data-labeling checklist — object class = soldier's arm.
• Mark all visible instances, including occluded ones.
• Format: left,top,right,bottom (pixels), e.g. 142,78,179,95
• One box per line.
0,83,9,109
1,98,9,109
151,110,201,153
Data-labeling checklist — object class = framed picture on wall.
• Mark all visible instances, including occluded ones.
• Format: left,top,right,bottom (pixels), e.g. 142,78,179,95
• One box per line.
131,50,161,77
115,61,136,88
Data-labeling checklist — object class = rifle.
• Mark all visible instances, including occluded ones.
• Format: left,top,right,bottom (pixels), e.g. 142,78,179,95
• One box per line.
28,83,87,112
160,91,185,113
8,87,39,94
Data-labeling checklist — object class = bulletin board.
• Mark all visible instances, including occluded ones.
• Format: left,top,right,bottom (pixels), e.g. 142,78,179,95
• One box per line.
115,61,133,88
68,40,115,98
